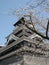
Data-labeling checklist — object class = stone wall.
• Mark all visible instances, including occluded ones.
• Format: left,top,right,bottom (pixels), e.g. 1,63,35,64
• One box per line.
0,55,23,65
0,54,49,65
23,55,49,65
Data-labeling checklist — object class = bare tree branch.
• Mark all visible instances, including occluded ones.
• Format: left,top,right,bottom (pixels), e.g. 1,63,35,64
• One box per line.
25,24,49,40
46,19,49,37
24,13,49,40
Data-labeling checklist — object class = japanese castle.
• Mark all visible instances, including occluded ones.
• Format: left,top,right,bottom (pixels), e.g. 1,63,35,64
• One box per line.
0,17,49,65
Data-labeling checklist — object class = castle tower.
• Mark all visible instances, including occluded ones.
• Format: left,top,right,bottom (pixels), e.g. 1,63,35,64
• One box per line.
0,17,49,65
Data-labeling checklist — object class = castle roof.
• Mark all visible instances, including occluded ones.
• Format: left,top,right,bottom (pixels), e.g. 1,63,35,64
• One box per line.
14,17,24,26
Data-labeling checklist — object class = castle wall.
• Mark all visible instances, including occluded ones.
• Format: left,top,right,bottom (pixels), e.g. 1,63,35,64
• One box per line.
0,55,23,65
24,55,49,65
0,54,49,65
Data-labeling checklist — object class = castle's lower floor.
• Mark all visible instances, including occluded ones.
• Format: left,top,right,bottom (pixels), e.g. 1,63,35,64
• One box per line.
0,53,49,65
